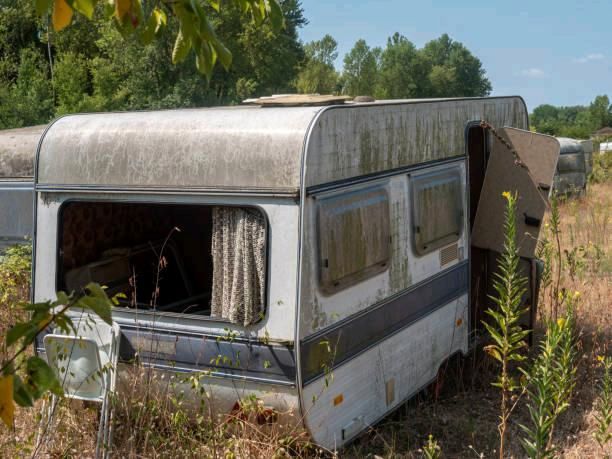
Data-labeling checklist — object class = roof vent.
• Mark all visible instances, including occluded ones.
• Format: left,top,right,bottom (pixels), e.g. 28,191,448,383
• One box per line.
353,95,376,103
243,94,351,107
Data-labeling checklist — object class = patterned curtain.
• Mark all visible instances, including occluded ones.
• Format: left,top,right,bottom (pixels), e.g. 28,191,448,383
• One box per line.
210,207,266,326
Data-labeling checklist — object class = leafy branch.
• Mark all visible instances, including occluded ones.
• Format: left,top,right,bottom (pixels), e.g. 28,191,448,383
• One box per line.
35,0,284,79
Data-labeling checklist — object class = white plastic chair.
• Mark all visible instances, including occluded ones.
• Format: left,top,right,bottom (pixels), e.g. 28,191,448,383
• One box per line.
43,314,120,458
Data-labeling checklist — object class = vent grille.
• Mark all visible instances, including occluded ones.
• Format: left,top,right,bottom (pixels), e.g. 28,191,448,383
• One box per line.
440,243,459,266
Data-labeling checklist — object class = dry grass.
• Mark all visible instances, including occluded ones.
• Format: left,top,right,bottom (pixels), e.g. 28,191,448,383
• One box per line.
0,177,610,458
349,181,611,458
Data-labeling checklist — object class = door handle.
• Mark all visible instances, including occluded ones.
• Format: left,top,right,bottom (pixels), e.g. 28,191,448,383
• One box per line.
524,213,541,227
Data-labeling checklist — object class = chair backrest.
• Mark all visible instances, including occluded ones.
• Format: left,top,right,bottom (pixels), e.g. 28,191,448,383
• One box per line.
44,316,120,402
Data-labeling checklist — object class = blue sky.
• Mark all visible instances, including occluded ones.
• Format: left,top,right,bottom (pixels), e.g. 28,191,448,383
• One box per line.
299,0,611,111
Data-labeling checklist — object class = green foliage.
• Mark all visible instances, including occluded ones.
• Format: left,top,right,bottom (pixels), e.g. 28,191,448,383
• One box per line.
421,434,442,459
593,355,612,452
374,33,420,99
0,47,54,129
530,95,612,138
0,0,305,126
519,303,577,459
342,39,379,97
35,0,284,80
0,243,32,310
373,33,491,99
296,34,339,94
590,151,612,184
482,191,530,459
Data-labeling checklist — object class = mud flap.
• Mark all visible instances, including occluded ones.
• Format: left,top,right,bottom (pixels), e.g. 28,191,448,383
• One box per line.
472,128,560,259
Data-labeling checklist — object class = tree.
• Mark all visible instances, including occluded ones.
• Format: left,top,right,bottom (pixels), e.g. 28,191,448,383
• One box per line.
296,34,339,94
0,0,305,126
342,39,379,97
530,95,611,138
421,34,491,97
589,95,611,129
375,33,419,99
35,0,285,79
371,32,491,100
0,48,54,129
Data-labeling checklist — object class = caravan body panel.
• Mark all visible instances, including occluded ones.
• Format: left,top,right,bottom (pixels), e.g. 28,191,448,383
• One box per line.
32,97,550,451
0,125,45,249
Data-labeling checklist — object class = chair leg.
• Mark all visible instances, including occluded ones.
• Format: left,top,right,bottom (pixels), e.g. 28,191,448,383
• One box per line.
35,395,59,454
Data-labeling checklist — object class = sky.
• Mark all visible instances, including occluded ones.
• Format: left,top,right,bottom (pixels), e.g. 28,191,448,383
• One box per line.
299,0,611,110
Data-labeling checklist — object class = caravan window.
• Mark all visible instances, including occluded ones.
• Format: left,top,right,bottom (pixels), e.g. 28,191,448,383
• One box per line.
57,202,267,326
411,169,463,256
317,185,390,293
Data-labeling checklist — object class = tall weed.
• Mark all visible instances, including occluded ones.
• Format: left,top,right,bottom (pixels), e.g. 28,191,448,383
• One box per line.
482,191,530,459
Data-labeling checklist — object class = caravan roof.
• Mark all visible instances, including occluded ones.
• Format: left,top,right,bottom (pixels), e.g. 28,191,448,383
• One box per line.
0,125,47,178
36,97,528,194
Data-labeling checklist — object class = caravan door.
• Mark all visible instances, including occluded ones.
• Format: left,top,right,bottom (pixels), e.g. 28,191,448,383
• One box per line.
472,128,560,259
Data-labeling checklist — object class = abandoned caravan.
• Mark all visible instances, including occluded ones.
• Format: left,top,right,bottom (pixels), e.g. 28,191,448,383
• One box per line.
33,96,560,449
0,125,46,250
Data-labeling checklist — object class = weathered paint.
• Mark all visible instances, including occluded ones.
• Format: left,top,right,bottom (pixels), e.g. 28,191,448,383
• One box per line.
301,296,468,449
554,137,587,195
36,98,527,192
36,107,321,192
579,140,594,176
304,98,528,188
0,180,33,249
299,162,468,338
31,97,532,452
33,192,300,344
0,125,46,178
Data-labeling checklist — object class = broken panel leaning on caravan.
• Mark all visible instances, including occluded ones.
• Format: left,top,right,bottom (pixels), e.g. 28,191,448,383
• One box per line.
33,97,559,450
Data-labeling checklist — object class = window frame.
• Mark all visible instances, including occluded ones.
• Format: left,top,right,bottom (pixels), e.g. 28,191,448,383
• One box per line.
315,183,391,294
410,167,464,257
55,198,270,324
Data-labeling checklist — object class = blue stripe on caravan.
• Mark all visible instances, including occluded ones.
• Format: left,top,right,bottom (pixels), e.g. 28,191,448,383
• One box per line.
117,327,296,386
300,261,469,385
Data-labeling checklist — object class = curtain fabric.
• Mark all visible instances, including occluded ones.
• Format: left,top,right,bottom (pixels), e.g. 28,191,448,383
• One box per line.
211,207,266,326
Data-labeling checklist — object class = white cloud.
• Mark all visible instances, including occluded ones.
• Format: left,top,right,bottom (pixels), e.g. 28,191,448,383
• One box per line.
573,53,604,64
520,68,546,78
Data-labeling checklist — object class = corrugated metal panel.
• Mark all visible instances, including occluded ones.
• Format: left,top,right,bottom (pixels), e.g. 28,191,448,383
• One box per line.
0,125,46,178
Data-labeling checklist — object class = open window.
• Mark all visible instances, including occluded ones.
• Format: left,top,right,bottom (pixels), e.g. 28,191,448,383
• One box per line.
411,169,463,256
317,185,390,293
58,202,267,326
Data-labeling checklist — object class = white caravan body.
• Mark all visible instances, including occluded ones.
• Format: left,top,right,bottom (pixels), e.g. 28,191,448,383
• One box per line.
33,97,559,449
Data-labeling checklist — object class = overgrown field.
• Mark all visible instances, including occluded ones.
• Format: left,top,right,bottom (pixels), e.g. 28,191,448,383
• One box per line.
0,156,610,458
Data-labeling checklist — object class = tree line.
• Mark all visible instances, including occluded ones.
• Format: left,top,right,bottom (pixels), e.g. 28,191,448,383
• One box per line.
530,95,612,139
0,0,492,129
297,33,491,99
